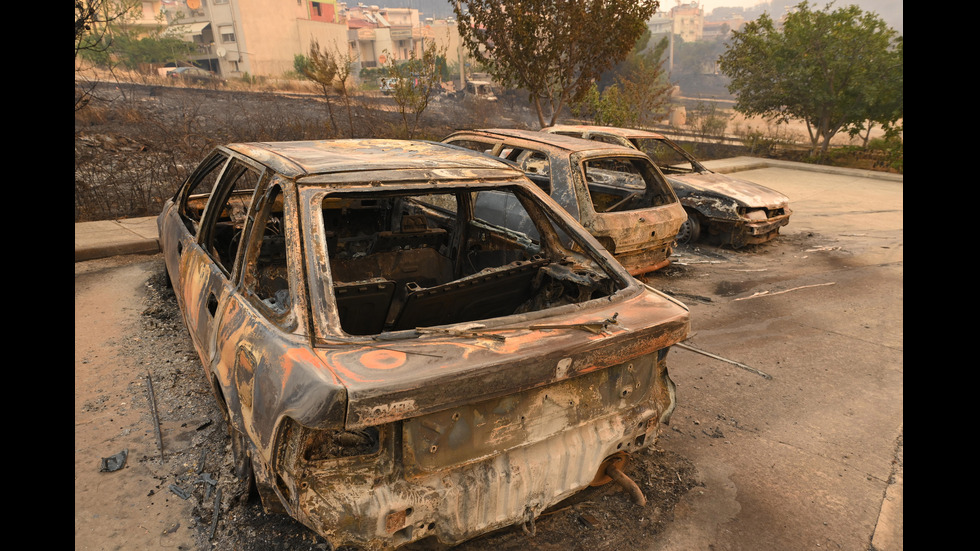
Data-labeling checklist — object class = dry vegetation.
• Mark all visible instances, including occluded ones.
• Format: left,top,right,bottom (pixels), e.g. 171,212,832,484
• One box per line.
74,75,900,223
74,77,542,222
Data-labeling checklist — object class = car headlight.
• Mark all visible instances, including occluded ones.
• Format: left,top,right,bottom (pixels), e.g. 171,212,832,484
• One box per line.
739,208,768,221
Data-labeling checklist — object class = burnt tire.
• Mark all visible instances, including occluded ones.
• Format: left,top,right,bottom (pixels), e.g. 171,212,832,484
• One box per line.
676,210,702,245
229,425,258,503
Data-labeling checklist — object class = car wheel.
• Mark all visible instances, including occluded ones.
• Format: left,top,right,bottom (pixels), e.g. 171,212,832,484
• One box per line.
676,210,701,244
229,425,257,500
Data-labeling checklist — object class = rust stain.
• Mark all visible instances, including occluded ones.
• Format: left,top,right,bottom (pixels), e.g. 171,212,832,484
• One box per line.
359,349,408,370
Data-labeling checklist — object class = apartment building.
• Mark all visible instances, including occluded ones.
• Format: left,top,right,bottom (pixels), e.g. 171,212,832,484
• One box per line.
345,4,423,68
163,0,347,77
670,1,704,43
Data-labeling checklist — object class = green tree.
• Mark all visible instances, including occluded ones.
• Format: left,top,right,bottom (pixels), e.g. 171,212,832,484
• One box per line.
77,2,196,71
453,0,659,128
76,0,139,110
382,42,444,139
301,40,357,137
75,0,136,64
293,53,311,77
302,39,341,136
719,1,902,155
848,35,903,147
673,38,727,76
575,32,673,127
76,1,199,109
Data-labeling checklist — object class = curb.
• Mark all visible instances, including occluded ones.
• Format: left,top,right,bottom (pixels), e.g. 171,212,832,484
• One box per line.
703,156,903,182
75,218,161,262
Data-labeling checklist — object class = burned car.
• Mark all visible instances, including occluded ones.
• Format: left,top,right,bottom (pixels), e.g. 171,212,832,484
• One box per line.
542,125,792,247
442,129,686,275
156,140,690,550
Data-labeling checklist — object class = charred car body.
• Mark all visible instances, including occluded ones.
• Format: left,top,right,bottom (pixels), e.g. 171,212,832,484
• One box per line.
542,125,792,247
442,129,686,275
157,140,690,550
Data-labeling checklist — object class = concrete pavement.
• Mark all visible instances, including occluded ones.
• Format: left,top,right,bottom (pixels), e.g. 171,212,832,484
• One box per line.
74,216,160,262
73,157,902,551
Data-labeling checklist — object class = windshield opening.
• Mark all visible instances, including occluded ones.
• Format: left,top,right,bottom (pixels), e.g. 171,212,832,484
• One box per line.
318,187,623,336
633,138,702,174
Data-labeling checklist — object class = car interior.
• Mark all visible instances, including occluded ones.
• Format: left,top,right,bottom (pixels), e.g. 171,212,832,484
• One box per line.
317,188,621,335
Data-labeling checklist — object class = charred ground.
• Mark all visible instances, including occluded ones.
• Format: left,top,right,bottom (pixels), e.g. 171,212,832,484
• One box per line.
125,263,700,551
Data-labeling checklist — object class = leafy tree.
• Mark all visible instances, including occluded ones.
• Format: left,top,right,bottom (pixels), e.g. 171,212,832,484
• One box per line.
848,35,903,146
332,50,358,138
719,1,902,155
453,0,659,128
672,39,727,75
434,55,451,82
76,0,138,110
77,1,196,71
383,42,444,139
76,1,200,109
301,41,358,137
111,33,198,70
301,39,343,136
575,32,673,127
293,53,311,77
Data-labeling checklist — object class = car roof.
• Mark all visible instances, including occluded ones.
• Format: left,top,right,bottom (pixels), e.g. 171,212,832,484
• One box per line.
226,139,523,180
544,125,667,140
451,128,641,154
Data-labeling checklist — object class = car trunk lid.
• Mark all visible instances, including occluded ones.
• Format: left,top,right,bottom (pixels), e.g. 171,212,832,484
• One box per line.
313,288,689,430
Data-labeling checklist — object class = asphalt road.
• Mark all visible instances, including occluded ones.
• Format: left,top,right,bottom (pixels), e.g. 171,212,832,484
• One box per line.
74,161,903,551
640,164,903,551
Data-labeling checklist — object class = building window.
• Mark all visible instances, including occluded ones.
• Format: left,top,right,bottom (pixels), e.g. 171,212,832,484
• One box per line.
219,25,236,43
312,2,322,16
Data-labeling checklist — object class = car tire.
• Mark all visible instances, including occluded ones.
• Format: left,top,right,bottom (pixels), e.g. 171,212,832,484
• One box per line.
229,425,257,502
676,210,701,244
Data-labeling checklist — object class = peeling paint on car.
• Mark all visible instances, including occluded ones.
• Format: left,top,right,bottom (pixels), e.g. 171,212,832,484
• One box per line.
442,129,687,275
541,125,793,247
156,139,690,550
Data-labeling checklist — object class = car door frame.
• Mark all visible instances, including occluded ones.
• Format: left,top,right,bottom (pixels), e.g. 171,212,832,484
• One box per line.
181,154,269,366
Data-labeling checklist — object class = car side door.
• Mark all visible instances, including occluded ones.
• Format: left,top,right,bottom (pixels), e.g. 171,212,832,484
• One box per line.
181,156,265,364
161,150,229,302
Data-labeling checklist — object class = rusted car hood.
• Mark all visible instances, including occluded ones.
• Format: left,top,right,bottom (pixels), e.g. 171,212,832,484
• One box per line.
668,172,789,208
314,290,689,429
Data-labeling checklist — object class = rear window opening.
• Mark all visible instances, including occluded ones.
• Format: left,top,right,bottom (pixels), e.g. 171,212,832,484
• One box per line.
583,157,677,213
319,187,623,336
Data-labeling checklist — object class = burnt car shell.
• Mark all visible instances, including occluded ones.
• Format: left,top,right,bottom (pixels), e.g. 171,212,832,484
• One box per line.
542,125,792,247
442,129,686,275
156,139,690,550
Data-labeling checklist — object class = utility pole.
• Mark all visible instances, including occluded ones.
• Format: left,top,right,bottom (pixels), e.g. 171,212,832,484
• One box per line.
455,0,465,91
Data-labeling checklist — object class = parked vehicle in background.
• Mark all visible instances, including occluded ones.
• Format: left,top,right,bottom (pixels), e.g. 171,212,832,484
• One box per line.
378,77,398,95
442,129,686,275
462,80,497,101
156,139,690,550
542,125,792,247
167,66,225,86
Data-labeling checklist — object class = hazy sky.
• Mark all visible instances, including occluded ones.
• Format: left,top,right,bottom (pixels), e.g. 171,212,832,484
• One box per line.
692,0,767,13
691,0,903,32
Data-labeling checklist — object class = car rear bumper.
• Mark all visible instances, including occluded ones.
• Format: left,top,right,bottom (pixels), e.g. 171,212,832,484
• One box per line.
613,241,675,275
269,352,676,550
